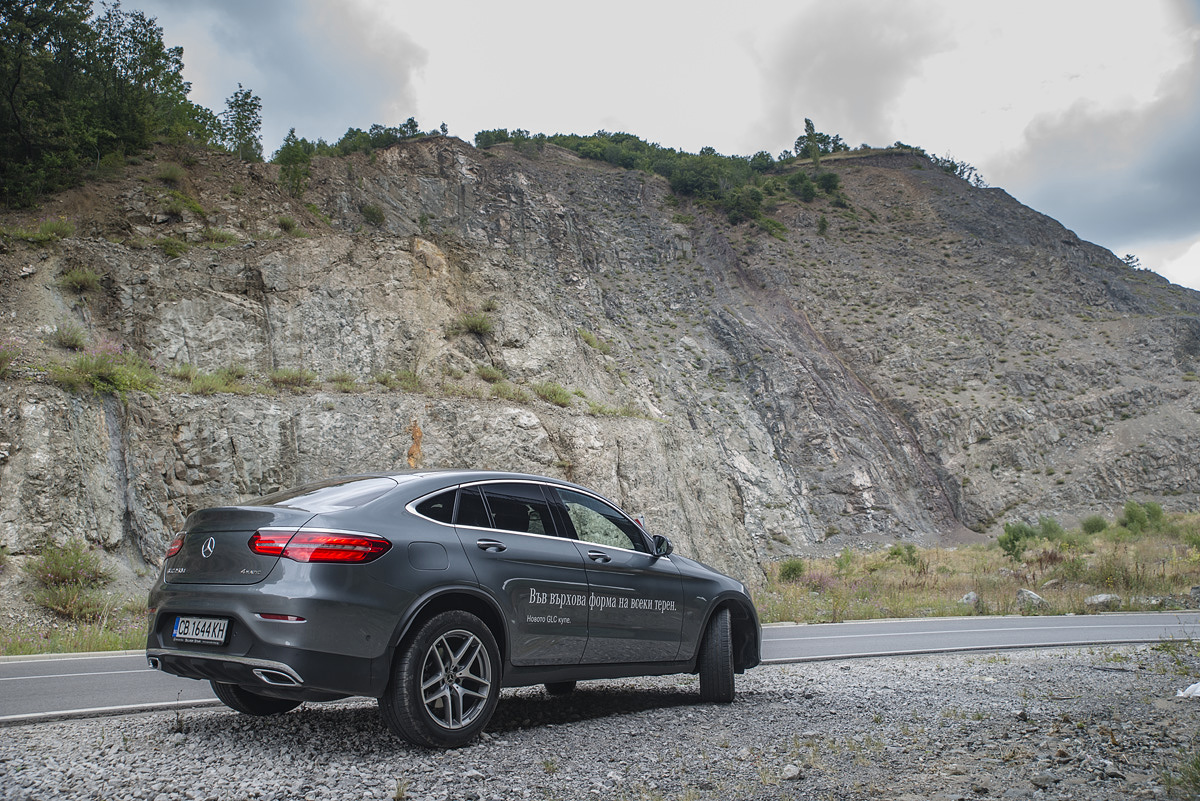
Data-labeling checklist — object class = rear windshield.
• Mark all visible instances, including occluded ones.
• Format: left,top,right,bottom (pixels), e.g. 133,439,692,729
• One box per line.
250,476,398,513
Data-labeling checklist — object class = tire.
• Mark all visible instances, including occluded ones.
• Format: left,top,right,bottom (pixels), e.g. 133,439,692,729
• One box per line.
544,681,577,696
698,607,735,703
379,610,501,748
210,681,302,716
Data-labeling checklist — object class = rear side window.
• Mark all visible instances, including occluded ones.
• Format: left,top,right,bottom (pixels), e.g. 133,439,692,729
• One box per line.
251,476,397,513
479,483,554,536
414,489,456,524
455,486,491,528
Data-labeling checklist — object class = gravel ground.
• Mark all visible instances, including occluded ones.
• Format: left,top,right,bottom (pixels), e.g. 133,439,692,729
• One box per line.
2,644,1198,801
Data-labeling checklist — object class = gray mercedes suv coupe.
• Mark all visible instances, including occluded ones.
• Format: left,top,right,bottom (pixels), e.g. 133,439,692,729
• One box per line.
146,469,761,747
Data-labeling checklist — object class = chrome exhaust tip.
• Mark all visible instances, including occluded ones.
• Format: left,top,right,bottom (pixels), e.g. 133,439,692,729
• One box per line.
253,668,300,687
147,656,162,670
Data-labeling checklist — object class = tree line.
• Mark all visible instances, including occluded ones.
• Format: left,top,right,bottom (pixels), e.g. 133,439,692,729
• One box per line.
472,123,854,232
1,1,985,215
0,1,268,206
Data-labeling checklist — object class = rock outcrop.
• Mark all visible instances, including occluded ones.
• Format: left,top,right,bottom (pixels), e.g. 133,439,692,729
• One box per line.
2,137,1198,587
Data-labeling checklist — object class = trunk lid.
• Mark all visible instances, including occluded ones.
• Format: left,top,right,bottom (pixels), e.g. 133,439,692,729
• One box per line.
164,507,315,585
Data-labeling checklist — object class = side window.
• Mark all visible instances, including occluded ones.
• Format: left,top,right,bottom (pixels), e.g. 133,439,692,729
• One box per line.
454,486,491,528
554,488,646,552
480,483,553,536
414,489,456,524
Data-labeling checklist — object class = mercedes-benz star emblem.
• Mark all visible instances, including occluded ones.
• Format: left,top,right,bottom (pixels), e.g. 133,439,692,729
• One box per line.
201,537,216,558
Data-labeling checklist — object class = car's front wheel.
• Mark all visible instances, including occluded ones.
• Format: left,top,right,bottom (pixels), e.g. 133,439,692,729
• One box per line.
698,607,735,703
379,610,501,748
210,681,302,716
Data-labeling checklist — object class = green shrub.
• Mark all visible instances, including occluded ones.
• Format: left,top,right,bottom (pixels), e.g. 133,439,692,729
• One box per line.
491,381,531,403
817,215,829,236
476,364,504,383
451,312,494,337
305,203,332,225
999,521,1037,561
1145,502,1164,526
792,176,817,202
886,543,924,569
833,548,856,577
50,346,158,398
218,363,249,381
1037,516,1065,541
1082,551,1137,591
396,370,422,392
50,320,88,350
156,163,186,186
169,363,199,381
41,218,75,239
31,583,114,621
326,371,358,392
578,328,612,354
1120,500,1148,534
165,190,205,218
278,216,297,234
0,341,19,378
57,267,101,293
1081,514,1108,534
1101,525,1138,544
1,220,74,242
778,558,806,583
816,171,841,193
187,373,225,395
201,227,237,245
360,203,385,226
24,540,112,587
1163,742,1200,801
533,381,573,407
159,237,189,258
1054,556,1088,582
269,368,317,390
585,400,642,418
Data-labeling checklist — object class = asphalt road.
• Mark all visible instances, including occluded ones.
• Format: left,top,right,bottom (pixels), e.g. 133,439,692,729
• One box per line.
3,611,1198,725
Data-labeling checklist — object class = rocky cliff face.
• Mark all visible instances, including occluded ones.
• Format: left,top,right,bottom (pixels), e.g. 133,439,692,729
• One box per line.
2,138,1198,587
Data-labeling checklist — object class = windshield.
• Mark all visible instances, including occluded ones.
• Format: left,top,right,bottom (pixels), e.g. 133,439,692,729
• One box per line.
250,476,399,513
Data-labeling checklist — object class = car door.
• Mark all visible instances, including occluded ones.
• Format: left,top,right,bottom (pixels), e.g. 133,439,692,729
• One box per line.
453,482,590,666
549,487,684,663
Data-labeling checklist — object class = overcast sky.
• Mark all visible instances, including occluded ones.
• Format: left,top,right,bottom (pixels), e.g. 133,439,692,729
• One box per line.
131,0,1200,292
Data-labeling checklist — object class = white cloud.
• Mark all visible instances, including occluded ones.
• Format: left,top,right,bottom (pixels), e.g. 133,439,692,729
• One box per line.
752,0,951,153
126,0,1200,293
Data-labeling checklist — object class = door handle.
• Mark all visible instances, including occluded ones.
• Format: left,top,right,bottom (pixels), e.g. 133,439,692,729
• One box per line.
586,550,611,563
476,539,507,553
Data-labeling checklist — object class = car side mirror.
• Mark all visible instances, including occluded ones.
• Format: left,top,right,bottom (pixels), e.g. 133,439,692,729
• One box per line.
652,535,673,557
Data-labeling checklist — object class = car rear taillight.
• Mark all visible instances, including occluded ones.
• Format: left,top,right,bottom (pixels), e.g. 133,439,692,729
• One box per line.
248,528,293,557
249,529,391,564
165,534,184,558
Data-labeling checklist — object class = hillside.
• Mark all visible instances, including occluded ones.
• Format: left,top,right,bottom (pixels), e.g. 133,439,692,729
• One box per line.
2,136,1198,591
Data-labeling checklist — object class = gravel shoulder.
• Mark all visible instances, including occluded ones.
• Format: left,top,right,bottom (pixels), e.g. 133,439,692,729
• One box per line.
2,644,1198,801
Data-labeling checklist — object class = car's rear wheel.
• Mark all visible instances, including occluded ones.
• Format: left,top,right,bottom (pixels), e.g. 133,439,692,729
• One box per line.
698,607,734,703
544,681,576,696
210,681,302,716
380,610,500,748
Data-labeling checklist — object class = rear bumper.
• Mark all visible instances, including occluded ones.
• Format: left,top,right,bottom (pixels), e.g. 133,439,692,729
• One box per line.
146,642,390,700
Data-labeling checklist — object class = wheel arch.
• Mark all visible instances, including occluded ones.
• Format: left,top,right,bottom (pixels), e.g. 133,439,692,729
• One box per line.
386,586,508,670
703,594,761,673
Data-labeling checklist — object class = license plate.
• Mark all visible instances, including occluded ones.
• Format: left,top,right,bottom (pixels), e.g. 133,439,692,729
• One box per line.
172,616,229,645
